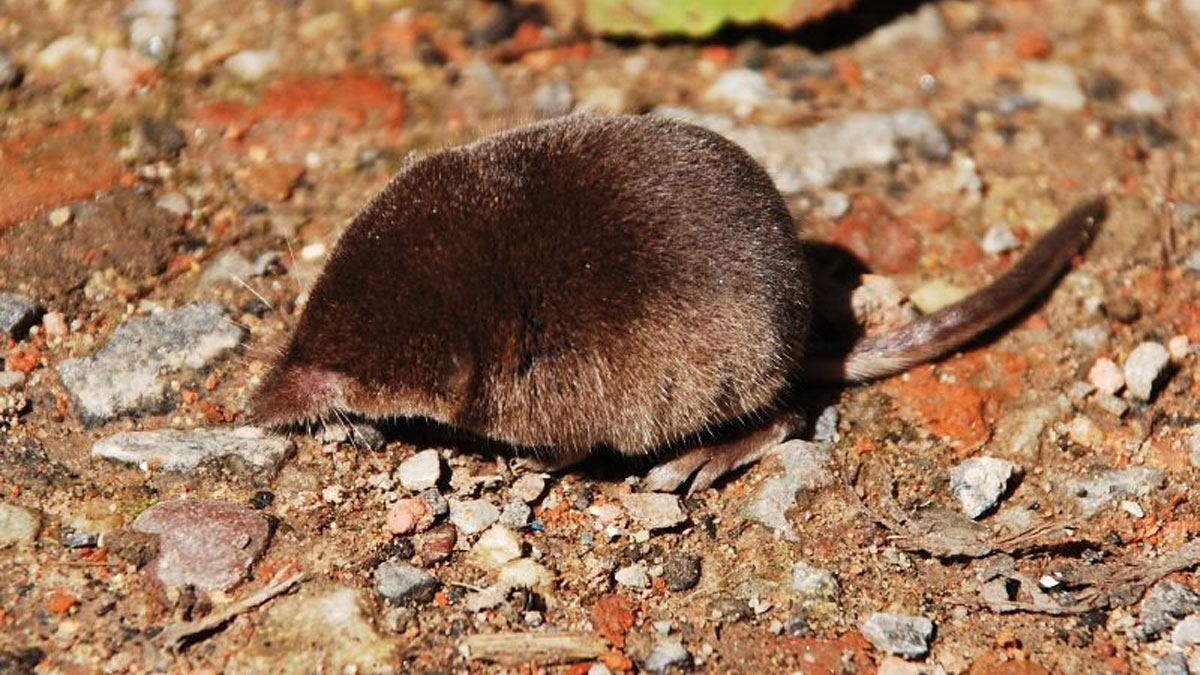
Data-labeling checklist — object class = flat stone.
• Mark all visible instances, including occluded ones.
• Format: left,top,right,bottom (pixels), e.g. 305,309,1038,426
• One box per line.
1136,580,1200,640
0,292,42,339
374,558,439,605
133,498,271,591
449,499,500,536
662,552,701,591
743,440,834,539
92,426,292,472
614,564,651,589
468,525,522,572
0,502,41,547
227,586,394,674
397,449,442,491
1124,341,1170,401
58,302,243,424
621,493,687,530
861,613,935,658
1068,467,1165,516
950,457,1020,519
641,640,691,674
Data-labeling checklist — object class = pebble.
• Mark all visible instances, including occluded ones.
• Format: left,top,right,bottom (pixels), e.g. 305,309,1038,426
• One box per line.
418,523,457,566
375,558,439,604
48,206,73,227
1125,88,1168,116
0,292,43,339
126,0,178,62
62,532,99,549
198,250,281,287
1168,335,1191,361
1156,652,1189,675
1088,358,1125,395
42,312,68,338
36,35,97,73
449,499,500,536
812,405,840,442
468,525,522,571
655,106,948,194
57,302,243,424
465,559,555,611
621,493,687,530
662,552,702,591
1091,391,1129,418
1136,580,1200,640
0,502,41,547
385,497,435,535
0,51,19,89
614,564,651,589
499,499,532,528
703,68,777,117
1022,61,1086,111
418,489,449,519
225,49,278,81
861,613,935,658
0,371,26,391
92,426,292,472
851,275,918,333
1069,467,1165,516
531,81,574,117
1172,615,1200,647
744,440,834,539
641,640,691,674
99,47,156,96
1124,341,1170,401
910,279,969,314
819,191,851,219
132,499,270,591
1188,426,1200,469
397,450,442,491
511,473,547,503
790,562,840,608
588,664,614,675
981,222,1021,254
155,192,191,216
1066,415,1105,448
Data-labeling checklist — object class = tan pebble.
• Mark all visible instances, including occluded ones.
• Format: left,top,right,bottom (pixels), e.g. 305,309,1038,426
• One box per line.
386,497,433,535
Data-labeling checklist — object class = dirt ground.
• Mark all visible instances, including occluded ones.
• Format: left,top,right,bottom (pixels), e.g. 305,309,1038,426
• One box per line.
2,0,1200,673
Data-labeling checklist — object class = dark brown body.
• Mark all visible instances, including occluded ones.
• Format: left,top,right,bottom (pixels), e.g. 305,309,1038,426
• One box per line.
251,114,1105,482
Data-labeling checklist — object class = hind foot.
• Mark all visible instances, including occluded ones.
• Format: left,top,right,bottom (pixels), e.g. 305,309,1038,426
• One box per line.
642,417,796,494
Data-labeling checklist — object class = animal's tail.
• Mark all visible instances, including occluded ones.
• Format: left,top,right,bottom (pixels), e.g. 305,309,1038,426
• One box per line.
805,196,1108,382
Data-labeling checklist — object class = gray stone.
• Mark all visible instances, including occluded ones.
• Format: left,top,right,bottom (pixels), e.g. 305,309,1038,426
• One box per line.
92,426,292,472
58,302,243,424
641,640,691,674
1124,341,1170,401
662,552,701,591
622,493,687,530
375,558,439,605
0,502,41,547
992,396,1069,459
0,293,42,339
499,499,532,528
812,405,840,442
615,564,650,589
133,499,271,591
511,473,547,503
418,489,449,519
950,457,1019,519
1068,467,1165,515
791,562,840,608
1137,580,1200,640
531,81,574,117
743,440,834,539
397,449,442,491
861,613,935,658
1172,614,1200,647
1022,62,1086,111
449,499,500,536
1155,652,1188,675
198,250,281,287
655,106,948,194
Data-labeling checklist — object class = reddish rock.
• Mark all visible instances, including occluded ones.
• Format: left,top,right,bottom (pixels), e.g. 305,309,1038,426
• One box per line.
0,119,124,230
236,161,304,203
45,591,79,615
882,366,990,448
133,499,271,592
591,594,635,648
831,196,921,274
1013,28,1053,60
716,625,875,673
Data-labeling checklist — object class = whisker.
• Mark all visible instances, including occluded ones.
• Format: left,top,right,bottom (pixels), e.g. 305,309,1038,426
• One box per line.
232,275,274,311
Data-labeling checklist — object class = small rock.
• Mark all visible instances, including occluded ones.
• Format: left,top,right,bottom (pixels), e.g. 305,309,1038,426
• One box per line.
98,48,157,96
791,562,840,609
315,421,385,450
225,49,278,81
511,474,547,503
1069,467,1165,516
397,450,442,491
126,117,186,163
418,489,449,519
1187,426,1200,469
0,51,19,89
155,192,191,216
910,279,969,314
62,532,99,548
662,552,701,591
1172,614,1200,647
42,312,68,338
126,0,178,61
36,35,97,73
1088,358,1124,395
641,640,691,674
589,663,614,675
744,440,834,539
851,274,919,333
1156,652,1189,675
1066,415,1105,448
1091,391,1129,418
92,427,292,472
1124,341,1170,401
1121,500,1145,518
615,564,651,589
375,558,439,605
812,405,840,442
1136,579,1200,640
386,498,435,535
1168,335,1191,361
48,206,73,227
531,81,574,117
468,525,522,571
1125,88,1168,116
1022,61,1086,111
499,499,532,528
819,191,851,219
132,499,271,591
861,613,935,658
0,293,43,339
58,303,243,424
1187,249,1200,273
0,372,26,391
704,68,777,117
981,222,1021,255
0,503,41,547
418,523,457,566
1105,295,1142,323
449,499,500,536
621,493,687,530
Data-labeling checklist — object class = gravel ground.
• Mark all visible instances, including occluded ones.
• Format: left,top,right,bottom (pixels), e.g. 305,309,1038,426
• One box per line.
2,1,1200,673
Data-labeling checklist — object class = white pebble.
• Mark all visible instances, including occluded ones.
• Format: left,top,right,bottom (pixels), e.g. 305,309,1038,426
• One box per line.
224,49,278,82
49,206,73,227
615,564,651,589
1124,88,1168,116
1120,500,1145,518
1087,357,1124,395
1124,341,1170,401
396,449,442,492
981,222,1020,255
